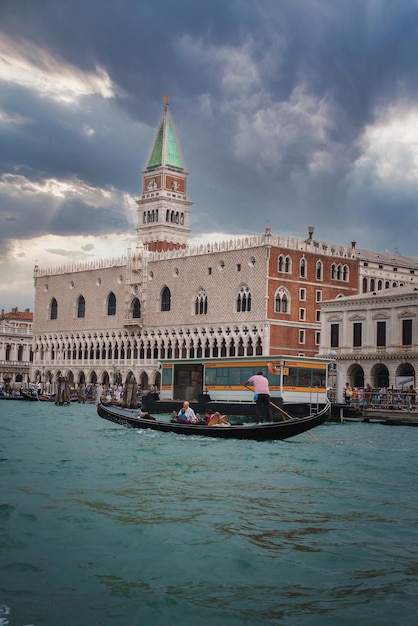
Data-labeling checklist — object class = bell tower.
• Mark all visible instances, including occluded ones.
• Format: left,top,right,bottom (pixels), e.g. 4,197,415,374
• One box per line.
136,95,192,251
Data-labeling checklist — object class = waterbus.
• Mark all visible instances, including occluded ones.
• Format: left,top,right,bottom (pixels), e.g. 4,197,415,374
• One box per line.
147,355,331,416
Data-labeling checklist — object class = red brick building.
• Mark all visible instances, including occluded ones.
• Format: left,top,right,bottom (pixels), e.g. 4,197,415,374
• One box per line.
266,233,359,356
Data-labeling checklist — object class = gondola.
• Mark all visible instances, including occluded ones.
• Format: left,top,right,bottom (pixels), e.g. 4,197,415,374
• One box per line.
0,393,26,401
20,389,54,402
97,401,330,441
20,389,39,401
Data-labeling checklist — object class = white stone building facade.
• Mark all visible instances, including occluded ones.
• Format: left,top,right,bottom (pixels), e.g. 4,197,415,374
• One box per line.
0,308,33,391
318,287,418,398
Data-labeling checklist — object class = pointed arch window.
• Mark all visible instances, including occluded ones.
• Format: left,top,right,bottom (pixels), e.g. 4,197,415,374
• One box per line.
220,338,227,357
278,255,291,273
212,339,218,358
107,292,116,316
316,261,323,280
237,286,251,312
336,264,342,280
161,286,171,312
195,289,208,315
300,258,306,278
132,298,141,319
331,263,348,282
77,295,85,318
204,338,210,358
50,297,58,320
274,288,290,313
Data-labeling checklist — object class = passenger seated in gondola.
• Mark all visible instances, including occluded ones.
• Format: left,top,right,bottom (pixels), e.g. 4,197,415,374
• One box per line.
177,407,189,423
139,410,156,421
208,412,231,427
178,401,197,422
207,412,220,426
204,409,214,425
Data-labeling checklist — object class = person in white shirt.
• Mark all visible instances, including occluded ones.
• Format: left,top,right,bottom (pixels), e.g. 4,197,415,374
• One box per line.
178,401,197,422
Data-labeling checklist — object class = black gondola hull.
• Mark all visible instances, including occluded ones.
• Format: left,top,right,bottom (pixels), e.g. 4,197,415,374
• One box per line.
20,390,39,401
97,402,330,441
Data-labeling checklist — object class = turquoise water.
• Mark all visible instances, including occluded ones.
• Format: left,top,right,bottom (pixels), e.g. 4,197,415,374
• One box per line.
1,401,417,626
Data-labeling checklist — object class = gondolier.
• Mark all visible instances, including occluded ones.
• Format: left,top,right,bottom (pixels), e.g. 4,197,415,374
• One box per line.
244,371,273,423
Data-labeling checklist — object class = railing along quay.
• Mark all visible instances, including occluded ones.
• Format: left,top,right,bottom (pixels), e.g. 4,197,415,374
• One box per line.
331,389,418,426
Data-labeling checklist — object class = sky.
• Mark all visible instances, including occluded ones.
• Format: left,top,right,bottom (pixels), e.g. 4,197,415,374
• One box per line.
2,0,418,312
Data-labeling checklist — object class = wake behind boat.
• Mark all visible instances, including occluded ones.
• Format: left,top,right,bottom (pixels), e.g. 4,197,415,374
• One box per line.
97,401,330,441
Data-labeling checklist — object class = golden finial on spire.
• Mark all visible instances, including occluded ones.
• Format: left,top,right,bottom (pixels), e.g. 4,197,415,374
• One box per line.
164,93,169,107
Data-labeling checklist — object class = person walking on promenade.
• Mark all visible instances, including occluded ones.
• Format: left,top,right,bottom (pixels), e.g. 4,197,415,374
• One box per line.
95,384,103,405
344,382,353,404
244,371,273,423
364,383,373,408
406,385,415,411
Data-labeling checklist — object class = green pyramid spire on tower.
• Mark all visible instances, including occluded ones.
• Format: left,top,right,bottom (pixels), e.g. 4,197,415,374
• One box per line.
146,95,184,170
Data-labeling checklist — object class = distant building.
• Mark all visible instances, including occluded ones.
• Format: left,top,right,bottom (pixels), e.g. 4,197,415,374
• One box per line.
0,308,33,391
318,286,418,396
30,97,418,395
356,248,418,293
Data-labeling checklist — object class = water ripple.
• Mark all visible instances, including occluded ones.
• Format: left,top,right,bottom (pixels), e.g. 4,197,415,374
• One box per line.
1,403,418,625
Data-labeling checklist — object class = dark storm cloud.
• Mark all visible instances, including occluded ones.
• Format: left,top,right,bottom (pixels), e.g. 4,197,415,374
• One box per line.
1,0,418,267
0,82,145,191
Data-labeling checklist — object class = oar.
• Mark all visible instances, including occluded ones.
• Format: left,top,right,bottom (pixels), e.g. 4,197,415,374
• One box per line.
244,385,319,442
269,398,318,442
269,399,293,421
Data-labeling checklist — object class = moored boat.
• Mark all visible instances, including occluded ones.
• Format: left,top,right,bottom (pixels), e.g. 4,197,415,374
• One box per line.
141,355,331,418
97,400,330,441
0,392,26,400
20,389,39,401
